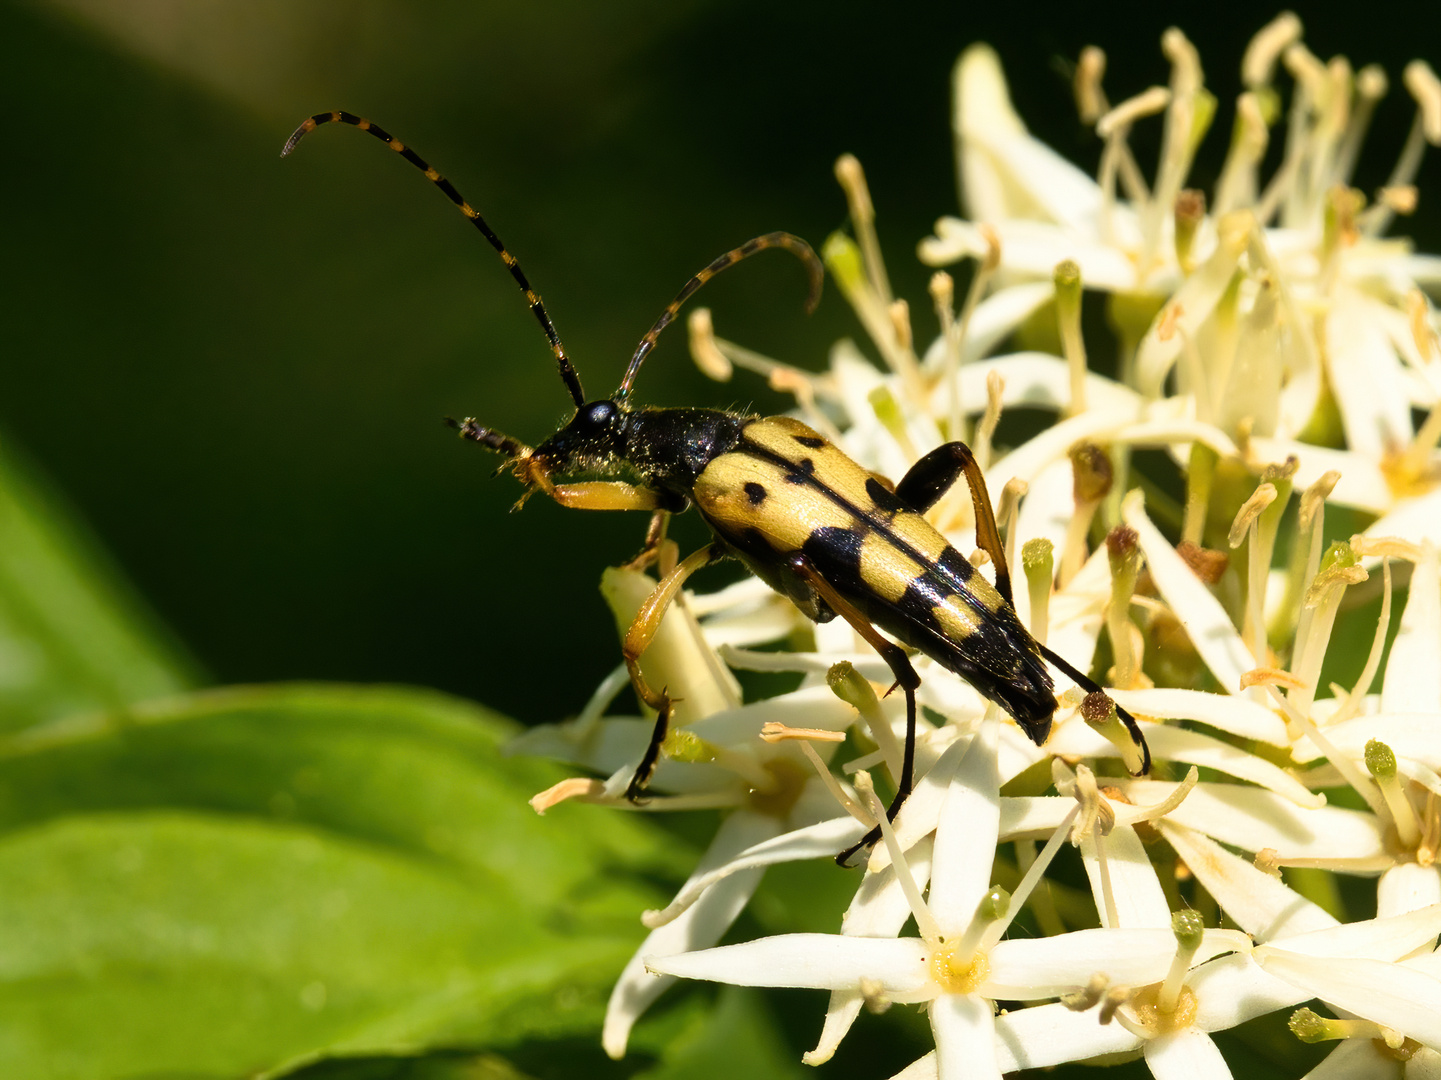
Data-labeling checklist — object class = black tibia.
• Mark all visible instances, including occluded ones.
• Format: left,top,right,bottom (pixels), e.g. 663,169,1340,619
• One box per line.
785,553,921,868
616,233,824,401
446,417,530,458
282,110,586,408
895,441,1013,606
1040,644,1152,776
623,542,729,803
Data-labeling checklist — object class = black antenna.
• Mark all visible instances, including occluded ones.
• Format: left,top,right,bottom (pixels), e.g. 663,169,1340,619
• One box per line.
616,231,822,401
283,111,587,409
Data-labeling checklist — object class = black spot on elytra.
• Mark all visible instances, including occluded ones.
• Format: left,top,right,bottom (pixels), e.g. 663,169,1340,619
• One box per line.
936,545,977,587
782,457,817,484
793,434,825,449
894,578,947,634
801,526,865,592
744,481,767,505
865,476,908,513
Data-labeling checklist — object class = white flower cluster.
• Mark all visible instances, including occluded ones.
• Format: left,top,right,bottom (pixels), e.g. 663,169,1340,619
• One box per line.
512,15,1441,1079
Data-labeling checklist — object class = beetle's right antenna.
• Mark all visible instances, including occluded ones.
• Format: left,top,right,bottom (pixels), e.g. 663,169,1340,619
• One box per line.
616,232,822,402
283,111,587,410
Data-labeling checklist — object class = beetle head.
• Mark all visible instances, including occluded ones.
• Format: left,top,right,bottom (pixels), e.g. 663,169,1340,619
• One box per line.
531,399,628,476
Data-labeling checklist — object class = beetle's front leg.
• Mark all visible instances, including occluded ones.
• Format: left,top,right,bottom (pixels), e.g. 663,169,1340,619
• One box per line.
895,442,1012,605
784,553,921,867
621,541,729,801
543,480,668,512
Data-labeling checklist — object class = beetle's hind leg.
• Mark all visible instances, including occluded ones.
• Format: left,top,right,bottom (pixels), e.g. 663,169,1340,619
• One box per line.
895,441,1013,604
622,541,728,802
783,554,920,867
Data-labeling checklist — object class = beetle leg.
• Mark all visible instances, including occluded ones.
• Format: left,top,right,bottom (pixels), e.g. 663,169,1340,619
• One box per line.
895,442,1013,606
622,541,729,801
544,480,670,512
623,509,672,571
784,553,920,867
1039,644,1152,776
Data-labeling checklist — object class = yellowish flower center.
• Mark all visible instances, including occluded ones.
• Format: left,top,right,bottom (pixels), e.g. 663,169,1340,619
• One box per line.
1125,984,1199,1036
930,939,991,994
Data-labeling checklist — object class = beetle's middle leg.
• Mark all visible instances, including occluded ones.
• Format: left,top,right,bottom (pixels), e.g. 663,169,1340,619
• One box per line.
784,553,920,867
621,541,729,801
623,509,672,571
895,442,1012,605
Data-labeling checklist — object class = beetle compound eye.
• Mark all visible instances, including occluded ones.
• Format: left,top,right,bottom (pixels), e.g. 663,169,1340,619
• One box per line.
586,402,618,427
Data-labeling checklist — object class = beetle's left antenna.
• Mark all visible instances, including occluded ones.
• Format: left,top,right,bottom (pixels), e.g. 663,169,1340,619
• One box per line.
283,111,587,409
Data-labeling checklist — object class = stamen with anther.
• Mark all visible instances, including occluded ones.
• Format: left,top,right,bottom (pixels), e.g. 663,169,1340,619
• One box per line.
1054,260,1087,417
1366,738,1423,850
827,662,904,791
1061,441,1113,586
1022,539,1054,645
1104,525,1143,688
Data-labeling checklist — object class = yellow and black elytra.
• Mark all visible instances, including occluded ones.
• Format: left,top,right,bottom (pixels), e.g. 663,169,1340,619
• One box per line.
284,111,1151,864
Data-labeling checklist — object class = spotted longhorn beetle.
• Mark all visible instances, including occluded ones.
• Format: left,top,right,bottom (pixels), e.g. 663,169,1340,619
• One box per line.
284,111,1151,863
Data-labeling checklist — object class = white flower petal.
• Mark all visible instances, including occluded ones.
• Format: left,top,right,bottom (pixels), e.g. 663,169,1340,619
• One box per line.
1255,952,1441,1050
1295,1038,1396,1080
689,684,856,746
805,992,863,1066
1135,217,1250,397
1265,903,1441,961
1160,822,1337,939
887,1052,939,1080
602,565,740,724
918,284,1054,371
642,815,867,928
993,1001,1142,1071
998,795,1071,840
1249,436,1394,514
808,838,939,1066
1149,726,1323,806
1327,287,1415,461
1188,951,1311,1031
646,934,934,1001
1143,1028,1234,1080
1363,490,1441,564
1123,780,1385,862
510,715,737,796
1292,713,1441,772
1381,542,1441,715
1109,687,1290,745
953,44,1103,230
1012,460,1079,601
1125,491,1254,693
603,810,778,1058
1081,823,1172,929
985,928,1246,1000
930,351,1141,418
929,720,1001,934
1378,863,1441,920
869,734,972,872
846,835,936,936
931,993,1001,1080
927,218,1140,289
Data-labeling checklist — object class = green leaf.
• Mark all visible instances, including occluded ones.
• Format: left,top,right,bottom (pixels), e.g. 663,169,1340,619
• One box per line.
0,439,197,730
0,684,683,1080
634,987,807,1080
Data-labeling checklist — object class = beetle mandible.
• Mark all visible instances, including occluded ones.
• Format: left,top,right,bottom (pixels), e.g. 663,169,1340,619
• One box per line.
283,111,1151,862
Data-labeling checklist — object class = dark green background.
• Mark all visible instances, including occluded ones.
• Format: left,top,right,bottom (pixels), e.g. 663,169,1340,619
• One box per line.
5,0,1439,726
